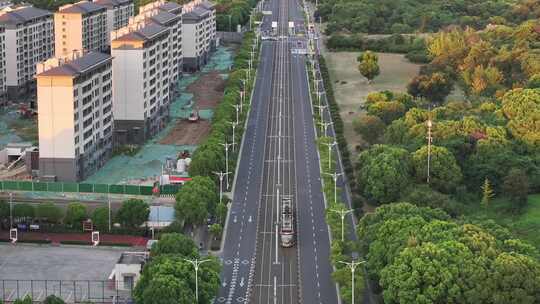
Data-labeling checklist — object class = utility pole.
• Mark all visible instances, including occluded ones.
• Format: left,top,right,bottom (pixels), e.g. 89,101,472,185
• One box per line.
214,171,231,204
338,260,366,304
220,142,234,190
184,259,211,303
426,118,433,184
322,141,337,171
325,172,343,204
329,208,353,242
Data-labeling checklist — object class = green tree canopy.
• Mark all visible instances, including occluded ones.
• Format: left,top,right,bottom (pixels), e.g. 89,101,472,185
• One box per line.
352,114,385,144
412,145,463,193
175,176,218,226
35,203,63,224
355,145,413,204
91,207,110,232
116,199,149,229
151,233,199,258
12,203,35,219
64,203,87,227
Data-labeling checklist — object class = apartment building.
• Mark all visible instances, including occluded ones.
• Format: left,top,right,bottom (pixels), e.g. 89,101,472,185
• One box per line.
110,21,171,145
0,6,54,100
93,0,134,46
137,1,182,86
55,1,108,57
182,0,216,72
36,51,113,182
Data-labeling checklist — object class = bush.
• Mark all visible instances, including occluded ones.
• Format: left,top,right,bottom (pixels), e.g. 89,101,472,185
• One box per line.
64,203,87,228
43,295,65,304
116,199,149,229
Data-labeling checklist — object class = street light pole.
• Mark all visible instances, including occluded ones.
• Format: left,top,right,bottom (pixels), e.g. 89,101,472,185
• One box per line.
426,118,433,184
322,141,337,171
338,260,366,304
313,104,328,121
228,121,238,152
329,208,353,242
213,171,231,204
318,121,333,137
231,103,240,125
220,142,233,190
325,172,343,204
184,258,211,303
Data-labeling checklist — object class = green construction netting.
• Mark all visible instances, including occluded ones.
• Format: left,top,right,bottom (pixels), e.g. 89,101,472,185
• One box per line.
83,46,234,185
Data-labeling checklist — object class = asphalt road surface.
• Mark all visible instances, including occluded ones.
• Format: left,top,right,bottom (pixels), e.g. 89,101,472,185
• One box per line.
216,0,339,302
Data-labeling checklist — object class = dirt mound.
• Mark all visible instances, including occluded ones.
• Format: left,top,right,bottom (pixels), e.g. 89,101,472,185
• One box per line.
159,119,212,145
186,71,226,109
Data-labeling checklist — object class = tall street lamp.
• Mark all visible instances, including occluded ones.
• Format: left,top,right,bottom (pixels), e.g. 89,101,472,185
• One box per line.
426,118,433,184
322,140,337,171
338,260,366,304
231,103,241,125
325,171,343,204
329,207,353,242
184,258,211,303
214,171,231,204
228,121,238,152
220,142,234,190
318,121,333,137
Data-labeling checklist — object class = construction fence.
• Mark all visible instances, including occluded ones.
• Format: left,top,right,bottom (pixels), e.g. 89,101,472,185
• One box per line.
0,279,133,303
0,180,180,196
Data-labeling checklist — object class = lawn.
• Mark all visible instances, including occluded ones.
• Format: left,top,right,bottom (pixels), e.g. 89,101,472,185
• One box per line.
470,194,540,249
323,51,420,155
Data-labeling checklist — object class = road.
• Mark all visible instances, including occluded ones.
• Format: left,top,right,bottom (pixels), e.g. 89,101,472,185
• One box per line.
216,0,339,302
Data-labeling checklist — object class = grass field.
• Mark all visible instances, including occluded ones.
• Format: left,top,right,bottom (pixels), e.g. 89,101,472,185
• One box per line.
470,194,540,249
323,52,420,155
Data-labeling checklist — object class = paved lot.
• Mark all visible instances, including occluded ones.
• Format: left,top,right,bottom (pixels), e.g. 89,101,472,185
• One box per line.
0,245,126,280
0,245,135,303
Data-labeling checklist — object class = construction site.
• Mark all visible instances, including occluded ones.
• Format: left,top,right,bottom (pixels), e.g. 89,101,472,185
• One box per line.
0,46,235,188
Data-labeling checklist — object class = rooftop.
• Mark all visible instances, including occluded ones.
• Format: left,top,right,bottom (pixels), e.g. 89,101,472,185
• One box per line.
113,22,168,42
149,10,178,25
198,0,215,10
158,1,181,13
117,252,146,265
183,6,209,21
58,1,106,14
37,52,112,77
93,0,132,8
0,6,51,26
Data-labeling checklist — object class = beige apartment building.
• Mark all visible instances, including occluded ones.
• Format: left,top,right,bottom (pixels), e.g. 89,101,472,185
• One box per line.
137,0,183,87
0,6,54,100
93,0,134,47
55,1,108,57
182,0,215,72
110,21,171,145
36,51,113,182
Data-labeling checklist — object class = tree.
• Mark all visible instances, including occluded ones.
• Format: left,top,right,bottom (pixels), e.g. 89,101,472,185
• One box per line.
407,72,454,104
481,178,495,208
12,204,35,220
502,168,529,210
209,224,223,240
412,145,463,193
487,252,540,304
91,207,110,232
42,295,66,304
356,145,412,204
215,202,228,225
13,296,32,304
116,199,149,229
352,114,385,144
367,101,406,125
380,241,487,304
134,256,220,304
175,176,218,226
64,203,87,228
357,51,380,83
500,88,540,148
0,200,8,220
35,203,63,224
151,233,198,258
